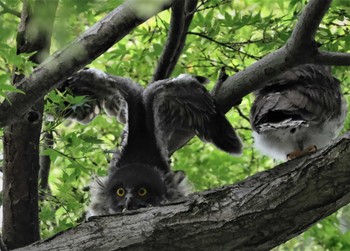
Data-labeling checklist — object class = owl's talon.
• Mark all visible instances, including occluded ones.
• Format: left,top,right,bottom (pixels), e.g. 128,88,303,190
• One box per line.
287,145,317,161
287,150,302,161
305,145,317,153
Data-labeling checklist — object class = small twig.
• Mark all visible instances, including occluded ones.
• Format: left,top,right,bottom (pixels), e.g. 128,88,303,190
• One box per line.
196,0,230,12
0,1,20,17
188,31,261,60
235,126,252,131
46,146,88,165
233,106,250,123
50,195,76,224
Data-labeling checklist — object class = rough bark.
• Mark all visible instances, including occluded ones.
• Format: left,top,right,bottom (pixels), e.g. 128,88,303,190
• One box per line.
0,1,173,127
0,233,7,251
13,133,350,251
2,0,57,249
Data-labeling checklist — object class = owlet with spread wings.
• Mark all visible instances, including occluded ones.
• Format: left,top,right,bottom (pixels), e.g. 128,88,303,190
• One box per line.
60,69,242,216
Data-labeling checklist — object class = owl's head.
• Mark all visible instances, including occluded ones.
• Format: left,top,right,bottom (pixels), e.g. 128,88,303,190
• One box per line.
105,164,167,213
87,164,192,217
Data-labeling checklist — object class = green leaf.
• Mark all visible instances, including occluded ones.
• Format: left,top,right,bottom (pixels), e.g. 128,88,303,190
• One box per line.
0,83,25,94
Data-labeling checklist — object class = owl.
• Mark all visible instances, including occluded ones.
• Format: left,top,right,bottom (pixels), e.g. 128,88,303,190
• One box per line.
250,64,347,161
60,70,242,216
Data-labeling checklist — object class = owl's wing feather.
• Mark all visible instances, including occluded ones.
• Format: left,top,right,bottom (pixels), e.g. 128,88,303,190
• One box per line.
59,68,148,173
251,64,343,133
163,170,193,201
58,68,143,124
144,74,242,156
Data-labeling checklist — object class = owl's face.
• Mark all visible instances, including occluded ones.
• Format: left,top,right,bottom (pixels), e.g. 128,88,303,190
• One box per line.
106,164,166,213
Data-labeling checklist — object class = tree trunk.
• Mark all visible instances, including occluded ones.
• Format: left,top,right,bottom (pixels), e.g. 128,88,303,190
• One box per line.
2,1,57,249
13,133,350,251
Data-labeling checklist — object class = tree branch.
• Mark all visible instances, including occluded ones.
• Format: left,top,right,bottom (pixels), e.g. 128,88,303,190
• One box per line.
288,0,332,50
152,0,198,81
14,133,350,251
0,1,21,17
212,0,346,113
314,51,350,65
0,1,173,127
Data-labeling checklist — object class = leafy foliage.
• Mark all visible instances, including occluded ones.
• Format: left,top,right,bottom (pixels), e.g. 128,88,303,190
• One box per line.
0,0,350,248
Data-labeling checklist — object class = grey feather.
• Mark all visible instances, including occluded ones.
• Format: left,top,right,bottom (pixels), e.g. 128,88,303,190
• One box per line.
144,74,243,156
250,64,347,160
58,68,140,125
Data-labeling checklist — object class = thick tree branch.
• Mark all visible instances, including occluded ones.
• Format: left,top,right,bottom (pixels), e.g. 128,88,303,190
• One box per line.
0,1,173,127
288,0,332,50
14,133,350,251
152,0,198,81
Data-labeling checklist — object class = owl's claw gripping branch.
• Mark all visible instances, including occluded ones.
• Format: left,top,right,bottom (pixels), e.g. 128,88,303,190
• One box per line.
287,145,317,161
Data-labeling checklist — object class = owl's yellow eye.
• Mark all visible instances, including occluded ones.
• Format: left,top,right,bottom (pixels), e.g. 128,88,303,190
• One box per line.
116,188,125,197
138,187,147,197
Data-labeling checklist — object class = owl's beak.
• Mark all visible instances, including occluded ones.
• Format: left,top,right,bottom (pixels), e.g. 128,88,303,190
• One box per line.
124,194,133,211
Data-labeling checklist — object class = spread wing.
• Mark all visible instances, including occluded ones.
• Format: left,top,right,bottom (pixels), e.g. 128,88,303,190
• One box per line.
144,74,243,156
250,64,344,133
58,68,146,172
58,68,143,124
